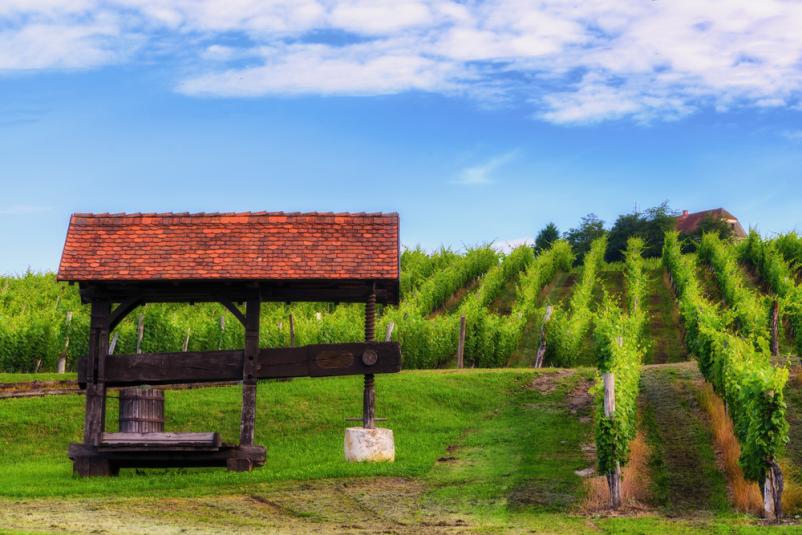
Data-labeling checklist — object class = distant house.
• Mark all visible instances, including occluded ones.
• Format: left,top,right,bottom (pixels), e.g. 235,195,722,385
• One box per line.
676,208,747,239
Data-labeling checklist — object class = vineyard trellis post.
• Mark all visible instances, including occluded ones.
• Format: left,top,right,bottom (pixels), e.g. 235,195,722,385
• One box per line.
456,315,466,369
771,300,780,357
57,310,73,374
136,313,144,354
603,370,621,508
534,305,553,368
764,459,784,522
385,321,395,342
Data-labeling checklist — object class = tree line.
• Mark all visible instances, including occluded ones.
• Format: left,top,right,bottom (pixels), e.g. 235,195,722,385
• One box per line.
534,202,737,263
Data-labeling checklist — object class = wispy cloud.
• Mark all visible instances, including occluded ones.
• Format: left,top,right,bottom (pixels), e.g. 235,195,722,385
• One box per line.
4,1,802,124
781,130,802,142
453,150,518,186
0,204,51,215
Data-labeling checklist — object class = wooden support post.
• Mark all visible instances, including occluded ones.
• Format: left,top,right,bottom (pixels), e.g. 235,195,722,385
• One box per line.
238,295,260,449
602,371,621,509
771,300,780,357
83,300,111,447
363,287,376,429
182,328,191,352
456,315,466,369
289,313,295,347
764,459,784,522
534,306,553,368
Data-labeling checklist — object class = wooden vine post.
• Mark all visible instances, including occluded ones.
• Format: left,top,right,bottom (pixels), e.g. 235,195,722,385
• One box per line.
771,300,780,357
456,315,466,369
603,370,621,509
57,311,73,374
764,459,784,522
136,313,145,354
534,305,553,368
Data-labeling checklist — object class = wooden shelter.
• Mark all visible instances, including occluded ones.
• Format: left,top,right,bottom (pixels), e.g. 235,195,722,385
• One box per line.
57,212,401,476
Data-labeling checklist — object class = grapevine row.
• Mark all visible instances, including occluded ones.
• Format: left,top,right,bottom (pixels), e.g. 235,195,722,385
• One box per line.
663,231,788,488
697,232,769,343
593,237,647,506
546,237,607,366
742,230,802,354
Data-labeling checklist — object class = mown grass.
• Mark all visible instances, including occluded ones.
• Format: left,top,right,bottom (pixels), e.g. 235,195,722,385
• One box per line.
644,263,687,364
0,372,76,383
426,368,594,514
0,368,800,533
0,369,530,498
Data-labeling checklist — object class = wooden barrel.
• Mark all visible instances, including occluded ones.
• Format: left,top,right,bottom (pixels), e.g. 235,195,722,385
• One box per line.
119,388,164,433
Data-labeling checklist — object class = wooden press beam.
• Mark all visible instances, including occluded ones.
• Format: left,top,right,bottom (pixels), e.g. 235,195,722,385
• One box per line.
77,342,401,387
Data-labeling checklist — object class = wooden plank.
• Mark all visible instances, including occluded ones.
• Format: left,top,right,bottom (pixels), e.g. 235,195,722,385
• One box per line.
100,432,220,448
86,342,402,387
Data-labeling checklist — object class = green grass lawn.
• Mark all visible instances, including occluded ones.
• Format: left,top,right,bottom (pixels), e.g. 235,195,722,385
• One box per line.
644,264,688,364
0,369,534,498
0,372,76,383
1,368,799,533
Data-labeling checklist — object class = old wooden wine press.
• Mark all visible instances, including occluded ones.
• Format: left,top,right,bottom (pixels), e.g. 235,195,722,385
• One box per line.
57,212,401,476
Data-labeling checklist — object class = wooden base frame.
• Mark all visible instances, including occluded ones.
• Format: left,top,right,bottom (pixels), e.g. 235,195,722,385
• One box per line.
68,443,266,477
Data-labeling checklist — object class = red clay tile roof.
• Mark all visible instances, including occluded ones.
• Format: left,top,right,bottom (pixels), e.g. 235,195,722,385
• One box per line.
676,208,746,238
57,212,399,282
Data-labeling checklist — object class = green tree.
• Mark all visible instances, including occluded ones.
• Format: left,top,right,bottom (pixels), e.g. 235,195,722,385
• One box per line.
642,202,678,258
605,212,647,262
534,222,560,253
565,214,606,263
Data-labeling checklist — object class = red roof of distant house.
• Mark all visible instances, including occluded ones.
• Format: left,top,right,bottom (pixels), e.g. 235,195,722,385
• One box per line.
676,208,746,238
57,212,399,282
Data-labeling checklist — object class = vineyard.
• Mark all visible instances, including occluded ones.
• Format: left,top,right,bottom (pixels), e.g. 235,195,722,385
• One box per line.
4,229,802,531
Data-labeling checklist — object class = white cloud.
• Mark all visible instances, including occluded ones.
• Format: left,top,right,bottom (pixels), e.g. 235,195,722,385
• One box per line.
453,150,518,186
180,41,463,96
3,0,802,123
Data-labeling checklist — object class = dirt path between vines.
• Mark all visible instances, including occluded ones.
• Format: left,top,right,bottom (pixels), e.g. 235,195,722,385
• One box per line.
639,363,730,514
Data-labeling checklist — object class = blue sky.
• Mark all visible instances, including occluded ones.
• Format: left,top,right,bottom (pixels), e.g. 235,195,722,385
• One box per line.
1,1,802,274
